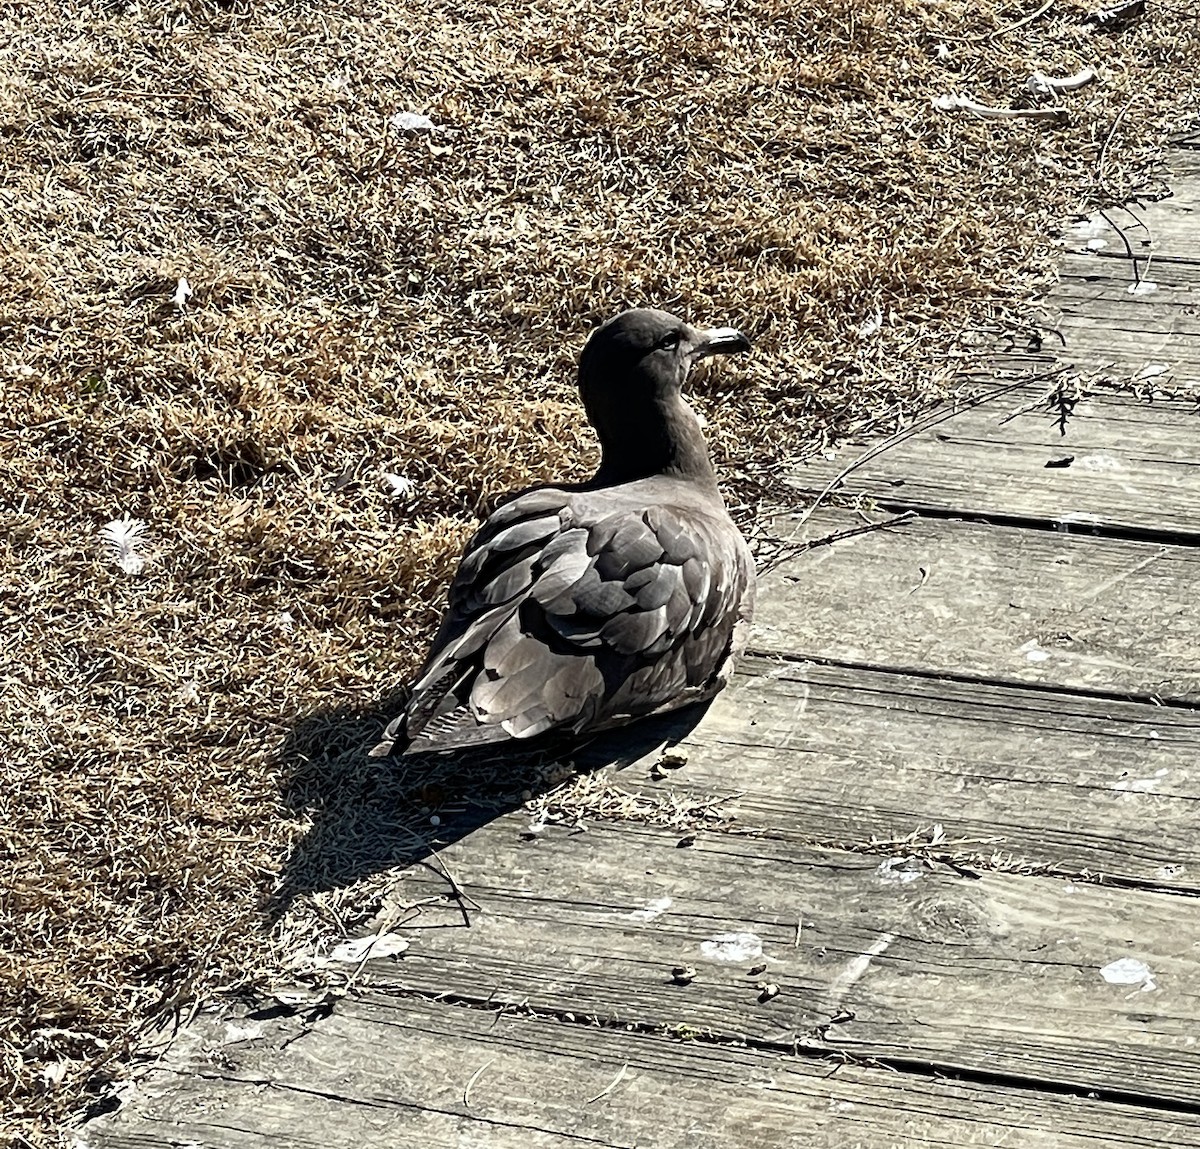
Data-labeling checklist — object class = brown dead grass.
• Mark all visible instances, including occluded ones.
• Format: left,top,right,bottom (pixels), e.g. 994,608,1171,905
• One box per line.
1,0,1197,1139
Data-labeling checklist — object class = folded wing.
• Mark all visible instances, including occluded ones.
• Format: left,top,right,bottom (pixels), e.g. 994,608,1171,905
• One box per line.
381,487,753,754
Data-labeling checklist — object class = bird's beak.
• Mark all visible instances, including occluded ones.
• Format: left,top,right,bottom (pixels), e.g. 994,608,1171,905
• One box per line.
691,326,752,360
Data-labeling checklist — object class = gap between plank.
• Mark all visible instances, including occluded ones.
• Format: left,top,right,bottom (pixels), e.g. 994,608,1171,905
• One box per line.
363,985,1200,1121
863,500,1200,550
742,648,1200,714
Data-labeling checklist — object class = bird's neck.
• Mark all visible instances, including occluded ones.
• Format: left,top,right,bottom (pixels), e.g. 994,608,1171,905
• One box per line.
592,394,719,489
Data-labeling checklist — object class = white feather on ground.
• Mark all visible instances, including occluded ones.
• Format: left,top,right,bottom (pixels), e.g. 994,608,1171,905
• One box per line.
101,517,149,575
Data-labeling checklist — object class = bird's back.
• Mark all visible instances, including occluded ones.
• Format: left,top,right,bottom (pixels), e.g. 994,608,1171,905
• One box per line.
378,476,755,755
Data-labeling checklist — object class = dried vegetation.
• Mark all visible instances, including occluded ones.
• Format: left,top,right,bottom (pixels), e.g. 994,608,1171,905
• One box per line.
1,0,1197,1139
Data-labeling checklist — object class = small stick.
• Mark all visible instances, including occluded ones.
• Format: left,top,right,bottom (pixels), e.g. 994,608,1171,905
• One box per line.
345,907,397,991
1097,207,1142,286
935,0,1055,43
1121,202,1156,285
934,94,1066,121
428,846,482,921
463,1057,496,1107
801,512,916,550
1027,68,1096,94
774,512,917,576
1096,98,1135,188
587,1062,629,1104
907,566,931,595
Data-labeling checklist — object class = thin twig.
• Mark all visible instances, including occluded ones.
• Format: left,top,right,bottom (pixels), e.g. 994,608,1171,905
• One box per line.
1097,207,1141,286
586,1062,629,1104
428,845,483,922
1096,98,1135,189
756,368,1072,574
997,371,1087,427
935,0,1055,43
463,1057,496,1108
1121,202,1156,285
797,371,1065,526
772,512,916,577
345,907,397,991
907,565,931,595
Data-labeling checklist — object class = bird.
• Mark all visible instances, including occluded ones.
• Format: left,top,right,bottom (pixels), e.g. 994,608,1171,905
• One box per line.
371,307,755,757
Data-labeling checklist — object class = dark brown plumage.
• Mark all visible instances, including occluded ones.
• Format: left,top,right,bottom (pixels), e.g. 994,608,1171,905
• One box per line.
372,307,755,756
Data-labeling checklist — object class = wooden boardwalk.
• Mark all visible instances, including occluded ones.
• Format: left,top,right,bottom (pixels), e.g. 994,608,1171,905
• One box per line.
82,149,1200,1147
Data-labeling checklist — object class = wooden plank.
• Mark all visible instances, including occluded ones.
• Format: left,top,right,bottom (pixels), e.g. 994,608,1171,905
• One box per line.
1054,328,1200,381
81,995,1200,1149
1035,167,1200,381
788,383,1200,536
1058,257,1200,289
1051,288,1200,337
1051,282,1200,369
803,165,1200,524
662,656,1200,890
754,509,1200,701
1051,277,1200,313
338,817,1200,1106
1062,170,1198,264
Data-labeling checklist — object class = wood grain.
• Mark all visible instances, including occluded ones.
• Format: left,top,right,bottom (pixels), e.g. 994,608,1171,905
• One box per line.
754,509,1200,701
785,176,1200,532
338,816,1200,1105
1043,171,1200,384
657,656,1200,888
83,995,1200,1149
1060,178,1198,268
788,383,1200,537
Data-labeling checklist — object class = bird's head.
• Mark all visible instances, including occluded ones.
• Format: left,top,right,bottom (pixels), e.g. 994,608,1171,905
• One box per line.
578,307,751,416
576,307,752,485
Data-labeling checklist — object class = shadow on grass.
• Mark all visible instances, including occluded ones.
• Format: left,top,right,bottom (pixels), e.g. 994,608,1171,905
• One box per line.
270,692,712,923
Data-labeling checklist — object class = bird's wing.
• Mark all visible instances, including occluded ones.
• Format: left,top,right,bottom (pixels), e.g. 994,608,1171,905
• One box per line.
382,487,752,754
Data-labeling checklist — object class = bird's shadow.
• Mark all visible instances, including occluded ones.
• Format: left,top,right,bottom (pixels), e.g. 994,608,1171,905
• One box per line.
270,692,713,924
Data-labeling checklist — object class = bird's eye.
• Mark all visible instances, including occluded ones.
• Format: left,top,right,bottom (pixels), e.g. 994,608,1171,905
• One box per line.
658,330,683,350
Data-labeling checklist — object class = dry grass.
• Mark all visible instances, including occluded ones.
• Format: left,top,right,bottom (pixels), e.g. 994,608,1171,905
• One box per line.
1,0,1197,1139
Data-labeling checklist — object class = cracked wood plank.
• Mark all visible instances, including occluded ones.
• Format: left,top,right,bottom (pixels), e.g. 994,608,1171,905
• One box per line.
333,818,1200,1106
660,655,1200,889
1044,300,1200,378
753,509,1200,702
1049,285,1200,328
81,995,1200,1149
1058,258,1200,290
789,381,1200,537
1052,278,1200,380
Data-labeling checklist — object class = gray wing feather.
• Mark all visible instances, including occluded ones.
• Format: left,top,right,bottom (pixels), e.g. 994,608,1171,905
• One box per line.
606,644,690,714
645,505,700,560
476,554,537,606
487,514,564,553
482,613,533,674
530,544,594,604
625,563,678,610
599,605,671,655
393,489,753,754
564,568,638,617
